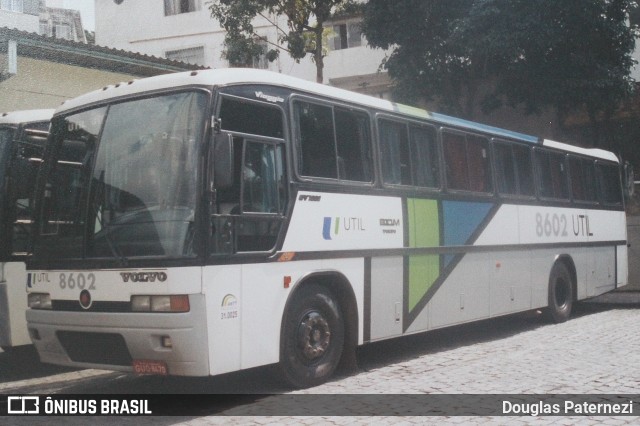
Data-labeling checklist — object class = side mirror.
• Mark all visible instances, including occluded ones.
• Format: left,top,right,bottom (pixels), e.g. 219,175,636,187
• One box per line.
213,132,234,189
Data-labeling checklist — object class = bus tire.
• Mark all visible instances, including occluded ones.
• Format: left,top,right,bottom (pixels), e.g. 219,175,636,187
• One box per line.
280,284,344,389
545,262,573,323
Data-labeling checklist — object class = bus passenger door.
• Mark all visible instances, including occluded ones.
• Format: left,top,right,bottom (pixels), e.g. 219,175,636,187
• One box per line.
205,133,287,373
210,134,287,255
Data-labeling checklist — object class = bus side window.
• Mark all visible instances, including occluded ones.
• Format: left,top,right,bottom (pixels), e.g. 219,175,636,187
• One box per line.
512,144,534,196
466,135,491,193
334,108,371,182
597,163,623,205
536,149,568,200
295,101,337,179
294,100,372,183
443,131,468,191
494,142,517,195
569,156,597,203
494,141,533,197
409,125,439,189
443,131,491,193
379,119,410,185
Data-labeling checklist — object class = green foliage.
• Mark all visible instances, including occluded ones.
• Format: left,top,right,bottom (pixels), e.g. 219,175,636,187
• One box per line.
363,0,638,126
209,0,357,82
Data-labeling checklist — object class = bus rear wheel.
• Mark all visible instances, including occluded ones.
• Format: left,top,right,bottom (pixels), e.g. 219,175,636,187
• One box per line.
545,262,573,323
280,284,344,389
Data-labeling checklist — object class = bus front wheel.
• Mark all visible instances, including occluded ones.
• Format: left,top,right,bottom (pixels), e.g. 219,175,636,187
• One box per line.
280,284,344,388
545,262,573,323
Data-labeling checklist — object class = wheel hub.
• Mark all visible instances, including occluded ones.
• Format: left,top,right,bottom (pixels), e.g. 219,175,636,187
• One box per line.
555,277,569,308
297,311,331,361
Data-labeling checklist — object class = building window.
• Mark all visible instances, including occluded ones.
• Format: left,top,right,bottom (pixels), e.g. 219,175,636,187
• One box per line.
54,23,72,40
39,21,50,37
166,46,205,65
1,0,23,13
164,0,200,16
330,20,362,50
252,41,269,70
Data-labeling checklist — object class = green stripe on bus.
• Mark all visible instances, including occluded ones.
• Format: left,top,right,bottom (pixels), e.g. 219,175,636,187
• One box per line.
408,199,440,312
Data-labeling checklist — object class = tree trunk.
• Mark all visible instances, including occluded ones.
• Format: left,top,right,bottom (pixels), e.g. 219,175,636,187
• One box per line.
314,27,324,84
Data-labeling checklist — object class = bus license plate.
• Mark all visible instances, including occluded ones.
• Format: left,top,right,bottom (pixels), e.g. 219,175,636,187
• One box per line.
132,360,168,375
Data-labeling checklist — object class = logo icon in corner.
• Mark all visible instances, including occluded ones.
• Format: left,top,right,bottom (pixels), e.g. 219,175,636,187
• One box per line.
322,217,334,240
220,294,238,320
79,289,92,310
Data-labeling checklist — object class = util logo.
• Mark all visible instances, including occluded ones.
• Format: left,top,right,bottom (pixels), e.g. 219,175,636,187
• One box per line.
322,217,365,240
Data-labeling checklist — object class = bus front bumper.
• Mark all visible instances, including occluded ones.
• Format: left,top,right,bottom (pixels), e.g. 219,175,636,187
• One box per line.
25,294,209,376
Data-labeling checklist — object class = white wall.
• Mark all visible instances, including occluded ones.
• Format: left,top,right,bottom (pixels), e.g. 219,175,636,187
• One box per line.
0,55,143,111
94,0,388,86
0,10,39,33
631,47,640,82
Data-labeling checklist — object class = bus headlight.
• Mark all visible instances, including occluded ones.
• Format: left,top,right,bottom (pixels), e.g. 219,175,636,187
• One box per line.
130,295,190,313
28,293,52,310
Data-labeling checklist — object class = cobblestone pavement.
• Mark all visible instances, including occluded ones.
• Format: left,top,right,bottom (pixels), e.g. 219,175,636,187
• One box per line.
184,304,640,425
2,300,639,425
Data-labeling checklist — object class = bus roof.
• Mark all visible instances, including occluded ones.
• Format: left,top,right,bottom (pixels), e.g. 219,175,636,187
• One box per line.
542,139,619,163
54,69,538,143
0,109,55,125
54,68,615,161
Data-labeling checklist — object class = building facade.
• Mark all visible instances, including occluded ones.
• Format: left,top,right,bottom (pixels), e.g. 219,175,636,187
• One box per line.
0,0,87,43
0,26,202,111
38,1,86,43
94,0,391,97
0,0,40,33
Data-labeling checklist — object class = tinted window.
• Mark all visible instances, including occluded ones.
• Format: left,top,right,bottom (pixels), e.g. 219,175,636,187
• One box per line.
409,125,439,188
379,119,410,185
10,121,50,255
494,141,534,197
597,163,622,205
379,119,439,188
443,131,491,193
294,100,371,182
40,108,105,247
513,144,535,196
569,156,597,202
219,97,284,139
535,150,568,199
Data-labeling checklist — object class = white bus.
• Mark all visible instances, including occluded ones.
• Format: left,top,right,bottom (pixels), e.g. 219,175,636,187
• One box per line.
0,109,53,351
25,69,627,387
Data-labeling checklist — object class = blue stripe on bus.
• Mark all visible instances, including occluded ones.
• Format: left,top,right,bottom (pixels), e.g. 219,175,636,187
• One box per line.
442,201,495,267
390,102,539,144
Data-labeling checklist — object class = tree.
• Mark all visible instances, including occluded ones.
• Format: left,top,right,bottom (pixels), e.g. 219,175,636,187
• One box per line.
362,0,475,116
363,0,638,147
84,30,95,45
209,0,361,83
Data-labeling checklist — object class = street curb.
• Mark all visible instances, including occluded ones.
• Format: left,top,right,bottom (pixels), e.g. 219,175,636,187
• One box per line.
585,291,640,305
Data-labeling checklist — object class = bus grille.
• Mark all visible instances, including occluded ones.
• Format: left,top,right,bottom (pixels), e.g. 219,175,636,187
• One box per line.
57,331,132,366
52,300,131,312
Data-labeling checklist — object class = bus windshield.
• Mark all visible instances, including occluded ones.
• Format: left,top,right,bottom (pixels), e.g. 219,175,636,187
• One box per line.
38,91,207,260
